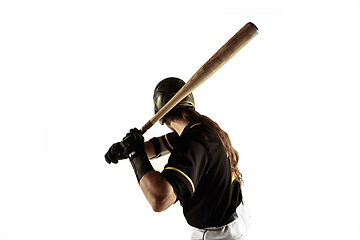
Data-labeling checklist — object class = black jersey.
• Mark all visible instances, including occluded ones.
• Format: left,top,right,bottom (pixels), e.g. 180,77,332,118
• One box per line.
160,123,242,229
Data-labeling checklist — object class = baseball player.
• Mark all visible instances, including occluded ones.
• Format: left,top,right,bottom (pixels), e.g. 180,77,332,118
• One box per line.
105,77,250,240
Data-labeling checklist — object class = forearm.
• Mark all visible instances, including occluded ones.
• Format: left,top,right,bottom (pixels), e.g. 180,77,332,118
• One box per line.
144,141,156,159
139,171,177,212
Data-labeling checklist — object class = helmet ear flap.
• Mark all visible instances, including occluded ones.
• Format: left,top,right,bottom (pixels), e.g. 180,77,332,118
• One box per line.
153,77,195,125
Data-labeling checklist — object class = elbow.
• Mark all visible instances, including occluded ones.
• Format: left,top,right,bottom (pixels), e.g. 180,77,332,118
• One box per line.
150,190,177,212
152,205,164,213
150,197,169,213
139,171,177,213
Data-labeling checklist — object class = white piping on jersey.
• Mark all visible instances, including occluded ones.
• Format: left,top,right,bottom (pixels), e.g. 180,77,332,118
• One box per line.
164,167,195,193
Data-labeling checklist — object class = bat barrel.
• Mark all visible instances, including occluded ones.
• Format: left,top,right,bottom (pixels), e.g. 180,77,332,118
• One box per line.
140,22,258,134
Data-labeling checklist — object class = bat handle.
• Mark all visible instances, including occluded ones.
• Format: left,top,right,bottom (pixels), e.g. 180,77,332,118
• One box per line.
140,120,153,134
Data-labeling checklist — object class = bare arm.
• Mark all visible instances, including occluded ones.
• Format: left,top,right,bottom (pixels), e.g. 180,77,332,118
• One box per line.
139,170,177,212
144,141,156,159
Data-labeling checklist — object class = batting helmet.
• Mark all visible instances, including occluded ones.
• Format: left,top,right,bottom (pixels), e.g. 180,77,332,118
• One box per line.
153,77,195,125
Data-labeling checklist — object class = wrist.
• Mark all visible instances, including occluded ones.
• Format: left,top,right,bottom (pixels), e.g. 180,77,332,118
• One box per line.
129,152,154,183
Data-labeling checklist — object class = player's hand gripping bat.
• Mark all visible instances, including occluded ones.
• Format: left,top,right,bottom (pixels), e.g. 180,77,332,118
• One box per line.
140,22,258,134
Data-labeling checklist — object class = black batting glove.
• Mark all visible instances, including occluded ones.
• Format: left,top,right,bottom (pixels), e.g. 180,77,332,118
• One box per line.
105,142,128,164
122,128,145,157
104,128,145,164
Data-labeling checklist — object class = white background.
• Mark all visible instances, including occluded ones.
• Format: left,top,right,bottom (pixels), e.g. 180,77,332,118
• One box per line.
1,0,360,239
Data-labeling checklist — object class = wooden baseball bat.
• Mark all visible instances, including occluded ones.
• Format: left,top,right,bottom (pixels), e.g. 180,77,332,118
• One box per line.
140,22,258,134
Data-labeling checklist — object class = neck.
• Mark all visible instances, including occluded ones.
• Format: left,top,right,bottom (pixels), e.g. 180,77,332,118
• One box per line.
169,119,190,136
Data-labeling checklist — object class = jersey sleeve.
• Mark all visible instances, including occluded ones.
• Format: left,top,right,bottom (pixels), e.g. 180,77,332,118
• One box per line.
161,134,209,199
161,132,178,152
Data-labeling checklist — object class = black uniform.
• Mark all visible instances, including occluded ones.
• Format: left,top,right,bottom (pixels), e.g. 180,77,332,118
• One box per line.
153,122,242,229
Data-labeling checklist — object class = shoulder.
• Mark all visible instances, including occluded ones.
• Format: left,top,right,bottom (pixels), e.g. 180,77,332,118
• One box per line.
181,123,219,145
